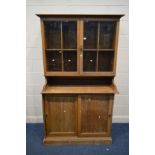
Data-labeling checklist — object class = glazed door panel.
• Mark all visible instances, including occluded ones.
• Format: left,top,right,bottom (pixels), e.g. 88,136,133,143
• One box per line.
81,20,116,75
44,20,79,75
45,95,77,136
42,20,117,76
78,95,113,136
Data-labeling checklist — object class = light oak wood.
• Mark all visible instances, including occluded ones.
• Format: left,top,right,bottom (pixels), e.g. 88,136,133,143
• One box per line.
113,21,120,74
42,84,117,94
107,95,114,136
77,21,80,74
79,20,83,75
44,136,112,144
45,72,115,76
77,95,81,136
40,20,47,74
60,21,64,71
79,95,111,136
42,95,47,137
37,14,123,145
45,95,77,136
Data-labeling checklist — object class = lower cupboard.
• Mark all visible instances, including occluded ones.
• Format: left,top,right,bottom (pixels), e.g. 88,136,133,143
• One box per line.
42,94,114,144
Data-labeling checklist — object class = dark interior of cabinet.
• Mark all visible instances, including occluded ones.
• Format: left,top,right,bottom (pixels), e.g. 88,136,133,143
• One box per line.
44,21,77,49
83,50,114,72
46,50,77,71
44,21,61,49
62,21,77,49
63,51,77,71
46,51,62,71
99,22,116,49
46,77,113,86
83,50,97,71
98,51,114,71
83,21,116,72
44,20,116,73
84,21,98,49
83,21,116,50
44,21,77,72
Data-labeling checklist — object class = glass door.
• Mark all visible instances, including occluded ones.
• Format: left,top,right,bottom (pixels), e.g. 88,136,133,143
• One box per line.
81,20,116,75
44,20,78,75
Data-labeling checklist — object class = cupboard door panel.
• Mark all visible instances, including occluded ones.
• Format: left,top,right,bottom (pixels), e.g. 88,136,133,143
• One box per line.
44,21,61,49
79,95,111,136
99,22,116,49
45,95,77,136
81,21,116,75
63,21,77,49
83,50,97,72
83,21,98,49
98,51,114,71
46,51,62,71
43,20,79,75
63,51,77,71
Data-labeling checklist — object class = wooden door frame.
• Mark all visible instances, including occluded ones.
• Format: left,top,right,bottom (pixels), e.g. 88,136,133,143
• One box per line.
79,20,117,76
40,18,119,77
40,19,80,76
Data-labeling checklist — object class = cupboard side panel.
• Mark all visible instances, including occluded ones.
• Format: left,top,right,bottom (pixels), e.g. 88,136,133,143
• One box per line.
40,20,47,74
42,95,47,137
113,21,120,74
107,94,114,136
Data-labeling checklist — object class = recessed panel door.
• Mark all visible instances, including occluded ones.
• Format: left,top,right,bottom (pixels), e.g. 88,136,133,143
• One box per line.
78,95,113,136
44,95,77,136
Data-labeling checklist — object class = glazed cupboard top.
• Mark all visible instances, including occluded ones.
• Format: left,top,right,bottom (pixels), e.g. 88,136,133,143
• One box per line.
37,14,123,77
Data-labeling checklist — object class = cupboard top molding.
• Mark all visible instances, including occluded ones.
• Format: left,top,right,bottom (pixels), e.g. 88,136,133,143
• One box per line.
36,14,124,20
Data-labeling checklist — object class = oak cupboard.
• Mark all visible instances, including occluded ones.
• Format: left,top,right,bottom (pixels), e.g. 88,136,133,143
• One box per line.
37,14,123,144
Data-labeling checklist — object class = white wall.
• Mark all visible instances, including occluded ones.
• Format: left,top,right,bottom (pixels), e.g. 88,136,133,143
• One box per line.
26,0,129,123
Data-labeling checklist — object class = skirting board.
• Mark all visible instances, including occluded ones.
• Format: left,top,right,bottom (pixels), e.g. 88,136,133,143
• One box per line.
44,136,112,145
26,116,129,123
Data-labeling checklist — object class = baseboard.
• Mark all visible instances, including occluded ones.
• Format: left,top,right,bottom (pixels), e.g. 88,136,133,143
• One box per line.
26,116,43,123
44,136,112,145
26,115,129,123
113,116,129,123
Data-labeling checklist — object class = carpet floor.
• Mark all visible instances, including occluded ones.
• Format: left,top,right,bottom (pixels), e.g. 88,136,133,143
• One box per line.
26,123,129,155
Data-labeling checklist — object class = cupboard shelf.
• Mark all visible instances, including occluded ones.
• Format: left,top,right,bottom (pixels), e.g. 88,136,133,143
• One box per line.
45,72,115,76
83,49,114,51
46,49,77,51
42,84,118,94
